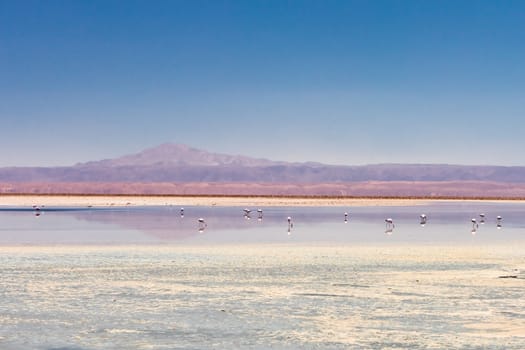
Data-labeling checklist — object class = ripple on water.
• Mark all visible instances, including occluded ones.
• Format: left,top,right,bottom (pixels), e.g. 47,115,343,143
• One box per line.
0,244,525,349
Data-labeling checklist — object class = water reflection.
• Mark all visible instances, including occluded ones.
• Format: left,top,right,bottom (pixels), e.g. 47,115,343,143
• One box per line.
0,202,524,244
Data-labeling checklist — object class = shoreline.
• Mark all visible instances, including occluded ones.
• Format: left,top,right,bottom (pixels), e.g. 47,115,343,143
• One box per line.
1,194,524,207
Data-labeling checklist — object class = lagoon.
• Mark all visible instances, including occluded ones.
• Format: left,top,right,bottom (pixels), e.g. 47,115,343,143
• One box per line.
1,202,524,349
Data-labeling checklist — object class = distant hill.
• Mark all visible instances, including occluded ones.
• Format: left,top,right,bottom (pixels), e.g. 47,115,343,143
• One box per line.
1,143,525,197
0,143,524,184
77,143,283,168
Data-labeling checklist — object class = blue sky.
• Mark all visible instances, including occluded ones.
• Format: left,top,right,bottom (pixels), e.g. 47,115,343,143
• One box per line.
1,0,524,166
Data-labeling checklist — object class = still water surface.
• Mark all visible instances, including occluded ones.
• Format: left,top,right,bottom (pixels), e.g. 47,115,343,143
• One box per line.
0,202,524,349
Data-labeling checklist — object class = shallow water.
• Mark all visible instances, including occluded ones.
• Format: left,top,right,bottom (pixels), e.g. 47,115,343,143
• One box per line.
0,202,524,349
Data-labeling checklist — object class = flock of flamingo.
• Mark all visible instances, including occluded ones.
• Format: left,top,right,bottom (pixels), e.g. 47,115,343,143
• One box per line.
23,203,519,280
189,208,504,235
27,205,503,235
29,204,505,236
470,213,503,234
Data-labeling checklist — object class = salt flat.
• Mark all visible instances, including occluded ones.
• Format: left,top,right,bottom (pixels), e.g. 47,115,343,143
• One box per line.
2,194,523,208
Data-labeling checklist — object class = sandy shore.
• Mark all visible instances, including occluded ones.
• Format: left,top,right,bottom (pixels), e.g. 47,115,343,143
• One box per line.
0,194,521,208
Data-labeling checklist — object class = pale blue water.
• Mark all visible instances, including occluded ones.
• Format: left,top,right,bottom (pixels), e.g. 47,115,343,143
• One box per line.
1,202,524,349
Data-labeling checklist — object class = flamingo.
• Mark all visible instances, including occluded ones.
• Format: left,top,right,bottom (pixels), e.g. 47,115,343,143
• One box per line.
479,213,485,224
420,214,427,226
385,218,395,234
197,218,207,232
471,218,479,231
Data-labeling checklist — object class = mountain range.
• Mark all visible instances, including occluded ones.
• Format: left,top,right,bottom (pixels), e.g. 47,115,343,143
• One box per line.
1,143,524,197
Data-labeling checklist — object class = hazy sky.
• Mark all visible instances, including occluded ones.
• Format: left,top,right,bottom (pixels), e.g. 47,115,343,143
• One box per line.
1,0,524,166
